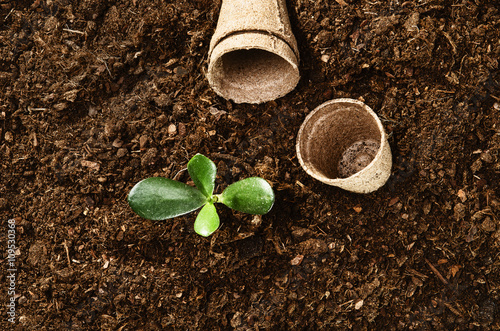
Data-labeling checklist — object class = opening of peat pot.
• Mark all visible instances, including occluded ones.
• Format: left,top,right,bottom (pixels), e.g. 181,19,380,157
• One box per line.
297,99,392,193
207,31,300,104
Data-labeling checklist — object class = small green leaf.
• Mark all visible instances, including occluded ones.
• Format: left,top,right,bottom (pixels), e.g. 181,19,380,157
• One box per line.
194,203,220,237
219,177,275,214
128,177,207,220
188,154,217,198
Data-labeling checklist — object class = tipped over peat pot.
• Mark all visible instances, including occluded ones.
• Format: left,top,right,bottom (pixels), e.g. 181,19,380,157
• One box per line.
207,0,300,104
296,98,392,193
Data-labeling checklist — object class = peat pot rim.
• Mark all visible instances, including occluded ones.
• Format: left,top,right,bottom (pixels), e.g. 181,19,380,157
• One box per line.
296,98,392,193
207,31,300,104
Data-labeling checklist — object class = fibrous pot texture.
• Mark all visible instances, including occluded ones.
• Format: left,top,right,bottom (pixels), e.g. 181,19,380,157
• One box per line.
296,98,392,193
207,0,299,104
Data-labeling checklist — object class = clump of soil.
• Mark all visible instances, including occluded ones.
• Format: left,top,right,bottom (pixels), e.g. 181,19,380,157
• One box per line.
339,139,380,177
1,0,499,329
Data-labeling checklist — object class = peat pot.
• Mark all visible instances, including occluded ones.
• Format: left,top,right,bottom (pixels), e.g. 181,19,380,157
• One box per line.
207,0,300,104
296,98,392,193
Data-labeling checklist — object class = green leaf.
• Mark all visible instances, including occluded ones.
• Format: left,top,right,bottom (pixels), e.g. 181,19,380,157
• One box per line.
219,177,275,215
128,177,207,220
187,154,217,198
194,203,220,237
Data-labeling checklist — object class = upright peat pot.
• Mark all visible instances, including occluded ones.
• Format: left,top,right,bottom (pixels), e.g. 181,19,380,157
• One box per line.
296,98,392,193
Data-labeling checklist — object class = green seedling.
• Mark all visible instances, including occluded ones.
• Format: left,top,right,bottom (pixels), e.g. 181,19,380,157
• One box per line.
127,154,275,237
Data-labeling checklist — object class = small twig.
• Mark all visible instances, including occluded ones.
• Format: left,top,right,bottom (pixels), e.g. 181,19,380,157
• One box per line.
96,57,113,78
339,299,354,307
63,240,72,269
4,8,14,20
405,268,429,279
63,28,85,35
173,168,187,181
441,30,457,54
438,299,463,317
425,258,448,285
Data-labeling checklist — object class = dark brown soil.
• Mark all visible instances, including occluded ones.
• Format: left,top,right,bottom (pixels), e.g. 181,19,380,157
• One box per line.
1,0,500,329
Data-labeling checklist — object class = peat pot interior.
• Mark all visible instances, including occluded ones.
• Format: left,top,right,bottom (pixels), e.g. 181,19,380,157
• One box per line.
207,32,300,104
297,100,382,180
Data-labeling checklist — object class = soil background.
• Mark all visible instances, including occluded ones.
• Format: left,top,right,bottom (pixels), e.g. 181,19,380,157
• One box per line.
1,0,500,330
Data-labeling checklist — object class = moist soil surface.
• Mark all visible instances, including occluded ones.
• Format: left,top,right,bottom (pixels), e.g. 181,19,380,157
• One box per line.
1,0,500,330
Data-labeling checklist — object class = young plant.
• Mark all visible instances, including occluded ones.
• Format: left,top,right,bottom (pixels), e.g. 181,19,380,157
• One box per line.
127,154,275,237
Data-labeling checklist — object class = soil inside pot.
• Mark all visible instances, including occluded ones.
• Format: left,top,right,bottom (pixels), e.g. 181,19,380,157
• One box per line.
338,139,380,178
